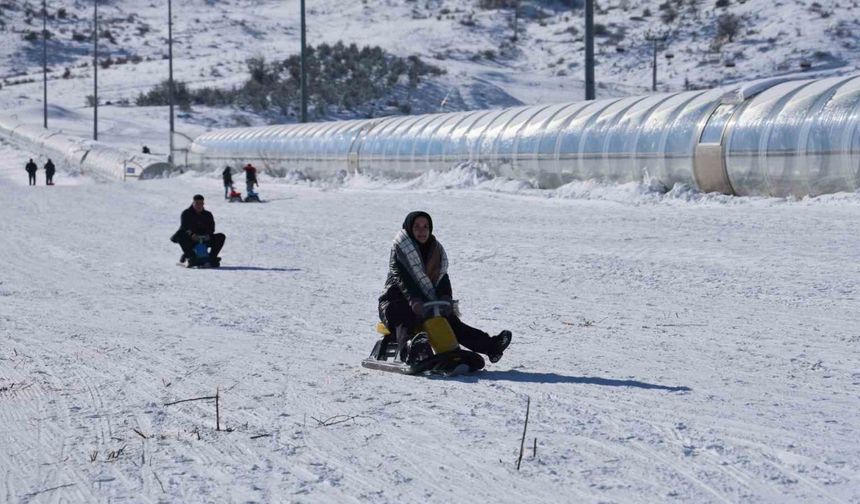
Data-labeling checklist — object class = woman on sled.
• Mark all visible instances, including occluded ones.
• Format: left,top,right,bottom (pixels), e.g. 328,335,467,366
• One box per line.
377,210,512,365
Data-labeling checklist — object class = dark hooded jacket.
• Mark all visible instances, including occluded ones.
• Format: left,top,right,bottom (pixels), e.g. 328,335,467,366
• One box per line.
244,164,257,183
378,211,452,310
222,167,233,185
180,205,216,236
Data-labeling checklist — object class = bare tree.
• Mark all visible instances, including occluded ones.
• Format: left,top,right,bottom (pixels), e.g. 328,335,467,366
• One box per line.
716,13,741,42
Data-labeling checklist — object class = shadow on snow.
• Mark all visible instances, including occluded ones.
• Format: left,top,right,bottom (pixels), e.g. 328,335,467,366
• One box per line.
213,266,301,272
451,369,691,392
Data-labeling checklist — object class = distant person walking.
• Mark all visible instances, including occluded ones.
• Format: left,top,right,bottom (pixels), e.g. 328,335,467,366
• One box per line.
44,159,56,185
25,158,37,186
243,163,258,195
222,166,233,199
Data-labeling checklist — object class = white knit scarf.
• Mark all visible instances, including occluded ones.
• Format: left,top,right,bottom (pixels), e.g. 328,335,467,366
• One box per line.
393,229,448,301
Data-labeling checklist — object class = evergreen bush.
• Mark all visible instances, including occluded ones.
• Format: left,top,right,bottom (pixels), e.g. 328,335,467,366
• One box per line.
136,42,443,120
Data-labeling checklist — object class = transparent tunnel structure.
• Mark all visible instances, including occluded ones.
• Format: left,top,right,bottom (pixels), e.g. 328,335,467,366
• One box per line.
188,74,860,197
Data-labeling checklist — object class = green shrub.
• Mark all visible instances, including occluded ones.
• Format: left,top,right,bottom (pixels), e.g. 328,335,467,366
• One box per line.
477,0,517,8
135,42,444,120
716,13,741,42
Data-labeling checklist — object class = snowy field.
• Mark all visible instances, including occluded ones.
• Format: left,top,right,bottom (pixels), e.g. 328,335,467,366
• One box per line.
1,143,859,503
3,0,860,500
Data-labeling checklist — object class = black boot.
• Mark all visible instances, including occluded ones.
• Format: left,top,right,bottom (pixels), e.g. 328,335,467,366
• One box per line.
185,251,201,267
487,330,512,363
405,333,433,365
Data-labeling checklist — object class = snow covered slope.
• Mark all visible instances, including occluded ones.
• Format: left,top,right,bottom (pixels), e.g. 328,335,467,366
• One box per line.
3,0,859,146
1,136,859,502
2,3,860,500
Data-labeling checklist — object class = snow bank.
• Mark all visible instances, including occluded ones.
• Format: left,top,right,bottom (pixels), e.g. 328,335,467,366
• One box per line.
209,161,860,206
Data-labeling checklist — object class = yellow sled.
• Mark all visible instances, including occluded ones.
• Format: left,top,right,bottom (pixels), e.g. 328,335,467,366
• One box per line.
365,301,484,376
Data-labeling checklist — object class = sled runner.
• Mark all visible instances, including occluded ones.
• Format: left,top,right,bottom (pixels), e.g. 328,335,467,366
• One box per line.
361,300,485,376
177,260,220,269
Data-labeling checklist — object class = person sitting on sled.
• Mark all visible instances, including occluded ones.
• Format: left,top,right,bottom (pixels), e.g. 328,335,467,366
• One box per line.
378,211,511,364
171,194,226,266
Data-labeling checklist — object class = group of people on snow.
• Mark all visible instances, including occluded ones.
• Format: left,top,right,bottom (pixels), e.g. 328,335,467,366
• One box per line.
170,187,511,365
24,158,56,186
170,163,260,268
221,163,259,200
170,194,226,268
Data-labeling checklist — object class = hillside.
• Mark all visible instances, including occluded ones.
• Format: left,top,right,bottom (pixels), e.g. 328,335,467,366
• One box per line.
1,0,858,140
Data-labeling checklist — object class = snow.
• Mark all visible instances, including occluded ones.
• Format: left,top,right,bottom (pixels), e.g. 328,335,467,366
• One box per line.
2,128,860,503
2,1,860,501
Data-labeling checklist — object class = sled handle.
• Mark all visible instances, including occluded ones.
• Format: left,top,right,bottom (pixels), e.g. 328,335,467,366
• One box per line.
423,300,452,318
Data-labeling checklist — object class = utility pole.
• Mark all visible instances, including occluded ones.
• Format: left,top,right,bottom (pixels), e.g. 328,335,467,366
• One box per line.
300,0,308,123
584,0,595,100
42,0,47,128
93,0,98,140
652,38,657,91
512,1,519,42
168,0,175,163
645,32,668,92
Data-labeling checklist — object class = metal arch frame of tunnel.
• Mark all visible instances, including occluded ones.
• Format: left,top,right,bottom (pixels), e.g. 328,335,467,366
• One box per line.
187,74,860,198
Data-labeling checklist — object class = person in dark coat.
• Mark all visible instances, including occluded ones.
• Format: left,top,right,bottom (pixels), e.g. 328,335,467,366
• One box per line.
44,159,56,185
171,194,226,266
378,210,511,363
222,166,233,199
25,159,37,186
243,163,258,194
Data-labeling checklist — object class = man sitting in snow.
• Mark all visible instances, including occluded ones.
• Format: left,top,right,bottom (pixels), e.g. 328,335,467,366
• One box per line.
171,194,226,267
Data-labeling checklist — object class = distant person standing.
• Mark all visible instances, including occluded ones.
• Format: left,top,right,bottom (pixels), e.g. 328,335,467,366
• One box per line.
222,166,233,199
44,159,56,185
25,158,37,186
243,163,258,195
